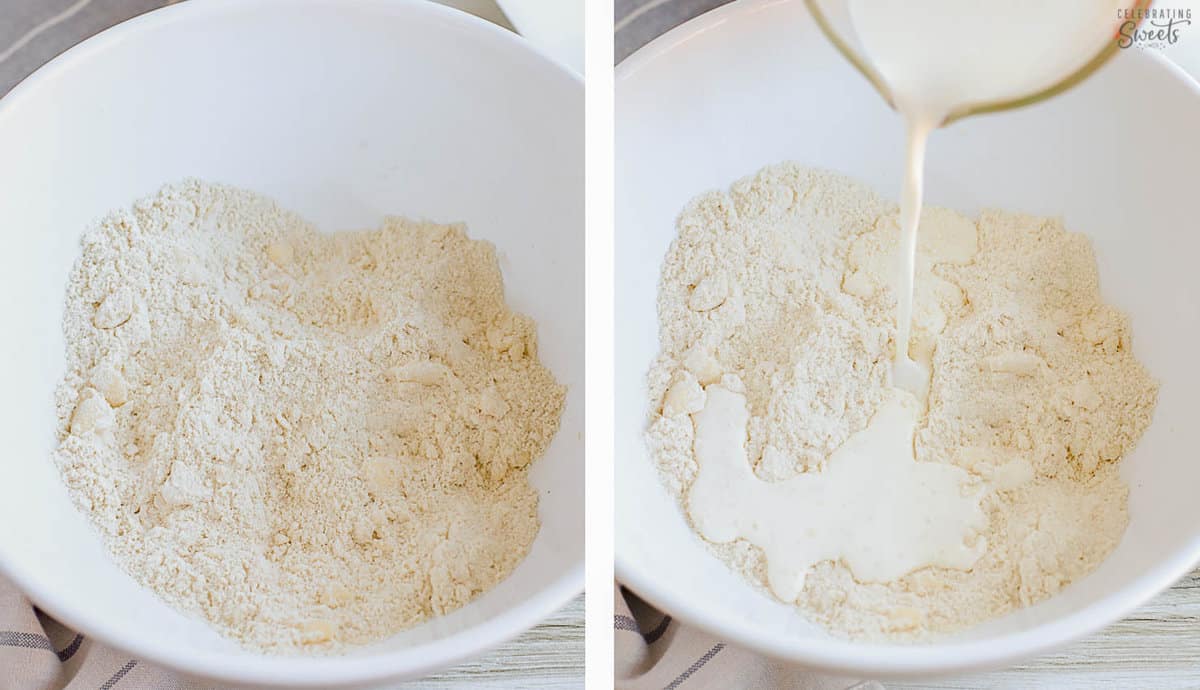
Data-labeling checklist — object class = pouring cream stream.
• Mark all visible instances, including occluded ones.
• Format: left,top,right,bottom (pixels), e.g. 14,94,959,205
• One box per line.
849,0,1125,392
685,1,1133,602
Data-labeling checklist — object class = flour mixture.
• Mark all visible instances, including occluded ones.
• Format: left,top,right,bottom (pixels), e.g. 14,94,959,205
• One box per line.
647,163,1157,640
54,180,565,652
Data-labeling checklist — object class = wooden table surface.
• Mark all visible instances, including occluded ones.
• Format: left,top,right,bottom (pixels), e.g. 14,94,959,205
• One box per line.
463,570,1200,689
400,596,585,689
889,569,1200,689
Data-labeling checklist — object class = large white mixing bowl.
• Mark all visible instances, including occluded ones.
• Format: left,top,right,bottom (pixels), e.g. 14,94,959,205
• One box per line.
0,0,582,686
616,0,1200,678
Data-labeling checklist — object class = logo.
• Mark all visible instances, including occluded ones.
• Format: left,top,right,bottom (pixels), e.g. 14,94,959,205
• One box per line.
1117,6,1193,49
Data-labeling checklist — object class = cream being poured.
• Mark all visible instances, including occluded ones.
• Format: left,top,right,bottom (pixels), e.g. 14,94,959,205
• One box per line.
849,0,1125,389
684,1,1129,604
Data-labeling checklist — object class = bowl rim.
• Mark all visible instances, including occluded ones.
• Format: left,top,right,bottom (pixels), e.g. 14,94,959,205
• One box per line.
0,0,582,685
614,0,1200,678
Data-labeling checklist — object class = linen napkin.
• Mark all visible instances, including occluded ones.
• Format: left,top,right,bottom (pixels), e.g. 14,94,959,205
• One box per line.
0,575,212,690
614,584,880,690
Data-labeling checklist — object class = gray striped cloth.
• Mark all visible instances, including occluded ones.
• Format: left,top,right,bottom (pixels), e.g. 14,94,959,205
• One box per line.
0,576,214,689
615,585,878,689
0,0,181,97
616,0,735,64
0,0,514,98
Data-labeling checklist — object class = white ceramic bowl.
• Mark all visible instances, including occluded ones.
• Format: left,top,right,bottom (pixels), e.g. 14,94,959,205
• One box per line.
0,0,582,686
616,0,1200,678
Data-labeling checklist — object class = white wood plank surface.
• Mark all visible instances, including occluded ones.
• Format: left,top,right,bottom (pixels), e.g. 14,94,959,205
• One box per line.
388,595,584,689
889,569,1200,689
250,568,1200,688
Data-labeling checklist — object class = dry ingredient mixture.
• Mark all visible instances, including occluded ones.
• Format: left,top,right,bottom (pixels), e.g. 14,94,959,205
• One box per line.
647,162,1158,640
54,180,565,652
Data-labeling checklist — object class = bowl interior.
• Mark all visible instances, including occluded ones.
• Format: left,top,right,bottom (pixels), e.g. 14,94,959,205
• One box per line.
616,0,1200,676
0,0,582,685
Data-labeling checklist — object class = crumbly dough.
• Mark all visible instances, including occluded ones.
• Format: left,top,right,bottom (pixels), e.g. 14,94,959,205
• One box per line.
54,181,565,652
647,162,1157,640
